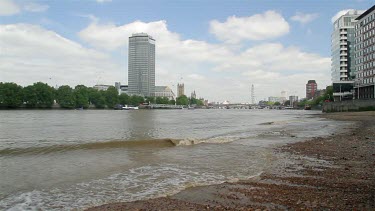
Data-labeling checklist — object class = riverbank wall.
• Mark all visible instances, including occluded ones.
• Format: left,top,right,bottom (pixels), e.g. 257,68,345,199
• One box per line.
323,99,375,112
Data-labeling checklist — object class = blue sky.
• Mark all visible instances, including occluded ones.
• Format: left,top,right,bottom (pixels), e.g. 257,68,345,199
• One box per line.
0,0,374,102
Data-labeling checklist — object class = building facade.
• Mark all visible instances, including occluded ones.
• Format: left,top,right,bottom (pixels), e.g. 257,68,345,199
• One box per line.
331,10,362,82
154,86,175,100
128,33,155,97
93,84,111,91
289,95,299,107
191,90,196,99
268,96,281,103
306,80,318,100
177,83,184,97
354,5,375,99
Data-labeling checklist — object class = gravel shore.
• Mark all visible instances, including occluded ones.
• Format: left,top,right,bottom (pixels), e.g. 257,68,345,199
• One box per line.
87,111,375,210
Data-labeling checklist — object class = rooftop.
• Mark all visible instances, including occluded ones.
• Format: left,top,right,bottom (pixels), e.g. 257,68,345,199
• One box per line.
356,5,375,20
131,33,154,40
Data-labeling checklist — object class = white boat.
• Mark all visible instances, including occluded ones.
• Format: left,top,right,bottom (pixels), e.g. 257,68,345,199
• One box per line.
122,105,139,110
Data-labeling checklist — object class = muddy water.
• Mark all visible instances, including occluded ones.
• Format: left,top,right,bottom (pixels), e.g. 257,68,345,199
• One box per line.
0,109,350,210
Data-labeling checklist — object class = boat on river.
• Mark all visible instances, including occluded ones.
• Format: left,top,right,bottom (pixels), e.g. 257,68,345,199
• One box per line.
304,105,311,110
122,105,139,110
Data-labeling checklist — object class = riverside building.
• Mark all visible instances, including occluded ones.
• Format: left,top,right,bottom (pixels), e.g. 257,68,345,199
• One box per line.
306,80,317,100
331,10,362,82
354,5,375,99
177,83,184,97
154,86,175,100
128,33,155,97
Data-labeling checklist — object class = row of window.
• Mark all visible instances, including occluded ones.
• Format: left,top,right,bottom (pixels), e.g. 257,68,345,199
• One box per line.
356,61,375,71
357,70,374,79
355,46,375,61
356,19,375,33
362,28,375,40
361,12,375,27
354,37,375,49
358,77,374,85
356,52,375,64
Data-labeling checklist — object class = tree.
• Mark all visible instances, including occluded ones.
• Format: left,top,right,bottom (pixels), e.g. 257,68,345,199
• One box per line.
23,82,54,108
155,96,169,104
119,93,130,105
297,99,308,108
189,97,204,106
105,86,119,108
169,99,176,105
88,89,106,109
324,86,333,102
274,102,281,106
74,85,89,109
267,101,275,106
129,95,144,106
0,82,23,108
161,97,169,104
283,100,290,106
176,95,189,105
56,85,75,109
145,96,155,104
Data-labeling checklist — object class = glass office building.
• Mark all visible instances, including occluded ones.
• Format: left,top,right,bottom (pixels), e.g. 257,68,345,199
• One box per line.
331,10,362,82
128,33,155,97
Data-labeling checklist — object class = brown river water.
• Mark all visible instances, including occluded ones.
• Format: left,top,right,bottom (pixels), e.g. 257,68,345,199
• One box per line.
0,109,351,210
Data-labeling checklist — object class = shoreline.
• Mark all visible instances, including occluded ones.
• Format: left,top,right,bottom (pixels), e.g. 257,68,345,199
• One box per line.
87,111,375,210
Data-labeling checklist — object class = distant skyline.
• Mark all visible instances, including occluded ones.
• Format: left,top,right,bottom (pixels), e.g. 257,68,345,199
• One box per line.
0,0,374,102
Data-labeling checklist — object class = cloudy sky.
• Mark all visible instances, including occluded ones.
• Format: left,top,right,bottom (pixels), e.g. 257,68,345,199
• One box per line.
0,0,373,102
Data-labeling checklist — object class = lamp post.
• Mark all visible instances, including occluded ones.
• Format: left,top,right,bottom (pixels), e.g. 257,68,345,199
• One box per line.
357,81,359,100
340,85,342,102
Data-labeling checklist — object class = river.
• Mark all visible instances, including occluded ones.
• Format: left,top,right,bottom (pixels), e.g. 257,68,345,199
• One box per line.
0,109,350,210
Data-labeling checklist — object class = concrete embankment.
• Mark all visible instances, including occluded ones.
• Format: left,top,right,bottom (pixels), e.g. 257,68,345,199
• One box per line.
323,99,375,112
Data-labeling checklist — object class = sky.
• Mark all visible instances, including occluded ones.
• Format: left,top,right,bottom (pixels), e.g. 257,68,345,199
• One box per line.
0,0,374,102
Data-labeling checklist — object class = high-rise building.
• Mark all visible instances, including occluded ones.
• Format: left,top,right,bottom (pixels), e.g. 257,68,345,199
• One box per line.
128,33,155,97
177,83,184,97
354,5,375,99
331,10,362,82
306,80,318,100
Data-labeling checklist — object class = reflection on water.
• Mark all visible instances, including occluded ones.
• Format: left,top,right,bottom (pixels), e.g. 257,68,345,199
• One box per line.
0,109,350,210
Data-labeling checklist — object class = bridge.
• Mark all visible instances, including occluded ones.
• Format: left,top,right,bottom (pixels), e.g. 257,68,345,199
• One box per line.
146,104,185,109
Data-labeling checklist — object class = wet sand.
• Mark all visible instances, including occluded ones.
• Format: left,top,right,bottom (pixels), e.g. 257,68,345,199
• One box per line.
87,111,375,210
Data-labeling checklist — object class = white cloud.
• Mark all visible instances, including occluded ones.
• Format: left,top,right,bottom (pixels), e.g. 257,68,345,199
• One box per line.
0,0,48,16
331,9,365,23
291,12,319,24
78,18,330,101
0,24,120,87
209,11,290,43
0,0,20,16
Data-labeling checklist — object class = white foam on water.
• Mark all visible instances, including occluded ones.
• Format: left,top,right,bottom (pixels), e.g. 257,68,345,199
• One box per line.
0,164,234,211
172,136,239,146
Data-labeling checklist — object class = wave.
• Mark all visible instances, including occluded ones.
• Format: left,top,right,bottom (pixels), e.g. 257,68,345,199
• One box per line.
172,136,238,146
0,136,238,156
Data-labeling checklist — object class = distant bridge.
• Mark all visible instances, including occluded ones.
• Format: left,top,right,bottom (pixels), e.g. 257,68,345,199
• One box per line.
210,104,252,109
147,104,184,109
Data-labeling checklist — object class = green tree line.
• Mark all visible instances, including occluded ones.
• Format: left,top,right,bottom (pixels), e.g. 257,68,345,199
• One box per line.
0,82,204,109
